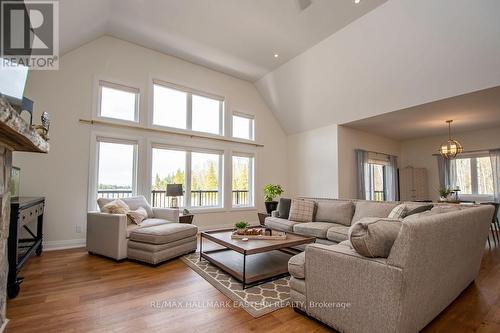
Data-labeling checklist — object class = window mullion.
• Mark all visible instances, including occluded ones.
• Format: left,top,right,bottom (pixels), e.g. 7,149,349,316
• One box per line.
249,158,254,206
219,154,224,207
471,158,478,195
185,151,192,208
186,94,193,130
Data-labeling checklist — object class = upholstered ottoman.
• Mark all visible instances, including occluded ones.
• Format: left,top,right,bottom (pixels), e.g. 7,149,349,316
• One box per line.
127,223,198,265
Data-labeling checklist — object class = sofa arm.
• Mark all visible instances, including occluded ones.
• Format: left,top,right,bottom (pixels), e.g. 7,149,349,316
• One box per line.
304,244,403,333
86,212,128,260
271,210,279,217
152,207,179,222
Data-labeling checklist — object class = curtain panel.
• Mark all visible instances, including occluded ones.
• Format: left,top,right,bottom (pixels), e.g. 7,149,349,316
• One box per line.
490,149,500,203
356,149,398,201
356,149,370,200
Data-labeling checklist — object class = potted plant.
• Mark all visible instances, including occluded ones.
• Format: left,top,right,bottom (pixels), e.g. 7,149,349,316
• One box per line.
263,184,284,214
438,187,453,201
234,220,250,235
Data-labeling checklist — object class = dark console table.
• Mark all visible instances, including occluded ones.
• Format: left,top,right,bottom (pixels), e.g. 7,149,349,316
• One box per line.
8,197,45,298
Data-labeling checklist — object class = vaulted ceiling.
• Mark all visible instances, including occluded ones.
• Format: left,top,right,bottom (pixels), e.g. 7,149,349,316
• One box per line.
256,0,500,134
59,0,386,81
59,0,500,136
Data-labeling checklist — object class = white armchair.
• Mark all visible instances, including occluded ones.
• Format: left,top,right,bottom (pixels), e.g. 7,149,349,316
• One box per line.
86,196,179,260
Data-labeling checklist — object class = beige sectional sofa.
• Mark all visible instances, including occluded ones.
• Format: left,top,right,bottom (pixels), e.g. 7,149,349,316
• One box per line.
265,198,403,244
275,198,494,333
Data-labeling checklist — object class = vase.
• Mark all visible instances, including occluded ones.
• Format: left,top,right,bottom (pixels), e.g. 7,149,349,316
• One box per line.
265,201,278,214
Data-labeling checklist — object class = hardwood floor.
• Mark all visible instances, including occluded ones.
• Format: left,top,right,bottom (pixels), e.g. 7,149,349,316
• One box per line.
5,245,500,333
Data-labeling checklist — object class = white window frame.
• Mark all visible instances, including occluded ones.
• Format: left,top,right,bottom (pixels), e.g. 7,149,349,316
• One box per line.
96,80,140,124
232,111,255,141
150,143,224,210
151,79,225,136
453,153,494,201
88,134,139,210
231,152,255,208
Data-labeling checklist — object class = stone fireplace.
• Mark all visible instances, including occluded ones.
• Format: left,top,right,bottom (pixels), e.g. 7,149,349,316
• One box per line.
0,98,49,331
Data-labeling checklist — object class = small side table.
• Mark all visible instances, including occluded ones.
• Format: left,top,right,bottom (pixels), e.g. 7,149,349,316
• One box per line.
258,212,270,226
179,214,194,224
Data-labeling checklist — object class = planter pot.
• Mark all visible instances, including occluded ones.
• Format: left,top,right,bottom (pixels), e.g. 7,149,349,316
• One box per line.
265,201,278,214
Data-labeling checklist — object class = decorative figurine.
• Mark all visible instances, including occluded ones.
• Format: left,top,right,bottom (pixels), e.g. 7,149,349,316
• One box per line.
31,112,50,141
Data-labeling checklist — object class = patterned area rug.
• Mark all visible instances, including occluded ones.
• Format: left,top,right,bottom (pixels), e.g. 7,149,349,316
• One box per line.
181,252,291,317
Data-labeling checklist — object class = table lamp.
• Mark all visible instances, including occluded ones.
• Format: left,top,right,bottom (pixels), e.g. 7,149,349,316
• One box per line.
167,184,183,208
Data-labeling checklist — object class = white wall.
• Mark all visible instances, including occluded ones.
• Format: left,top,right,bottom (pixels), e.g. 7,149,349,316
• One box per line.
400,126,500,201
286,124,339,198
337,126,401,199
13,36,287,248
256,0,500,134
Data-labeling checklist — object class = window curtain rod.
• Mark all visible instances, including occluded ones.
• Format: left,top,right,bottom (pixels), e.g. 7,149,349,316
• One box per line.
357,149,397,157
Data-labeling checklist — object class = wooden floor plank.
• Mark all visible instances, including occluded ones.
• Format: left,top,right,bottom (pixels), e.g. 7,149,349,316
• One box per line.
5,245,500,332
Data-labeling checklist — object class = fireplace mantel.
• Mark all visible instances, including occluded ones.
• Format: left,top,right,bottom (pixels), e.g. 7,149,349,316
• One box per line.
0,96,49,332
0,98,49,153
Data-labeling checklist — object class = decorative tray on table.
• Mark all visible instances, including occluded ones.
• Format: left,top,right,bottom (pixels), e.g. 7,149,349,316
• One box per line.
231,227,287,240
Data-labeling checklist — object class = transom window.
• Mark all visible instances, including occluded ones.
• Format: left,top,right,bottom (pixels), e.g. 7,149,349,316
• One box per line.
96,138,137,199
232,112,255,140
153,80,224,135
452,155,493,196
98,81,139,122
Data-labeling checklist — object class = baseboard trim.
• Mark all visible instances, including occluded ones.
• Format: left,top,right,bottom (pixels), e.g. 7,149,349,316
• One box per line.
0,319,9,333
43,239,86,251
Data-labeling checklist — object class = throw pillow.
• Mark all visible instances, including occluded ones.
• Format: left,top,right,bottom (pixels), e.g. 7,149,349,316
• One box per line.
278,198,292,219
315,201,355,226
388,204,408,219
405,204,433,217
349,217,402,258
288,199,316,222
102,199,130,214
127,207,148,225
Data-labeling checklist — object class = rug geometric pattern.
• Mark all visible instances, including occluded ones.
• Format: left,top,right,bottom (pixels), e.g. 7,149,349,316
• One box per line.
181,252,291,317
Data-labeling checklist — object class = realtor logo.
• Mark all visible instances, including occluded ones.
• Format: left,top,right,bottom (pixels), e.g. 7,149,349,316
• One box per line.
1,0,59,69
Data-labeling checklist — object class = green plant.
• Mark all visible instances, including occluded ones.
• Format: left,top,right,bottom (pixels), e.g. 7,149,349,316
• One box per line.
438,187,453,198
235,221,250,229
263,184,284,202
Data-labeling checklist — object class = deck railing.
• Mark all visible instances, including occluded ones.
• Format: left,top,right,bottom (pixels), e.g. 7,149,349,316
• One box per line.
97,189,250,207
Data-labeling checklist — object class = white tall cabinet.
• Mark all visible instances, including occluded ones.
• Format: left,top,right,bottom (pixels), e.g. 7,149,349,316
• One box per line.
399,166,428,201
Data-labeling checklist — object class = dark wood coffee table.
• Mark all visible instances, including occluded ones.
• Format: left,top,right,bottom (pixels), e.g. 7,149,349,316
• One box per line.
199,228,315,289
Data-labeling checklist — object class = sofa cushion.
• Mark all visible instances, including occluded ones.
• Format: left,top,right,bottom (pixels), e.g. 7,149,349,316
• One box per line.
129,223,198,245
352,201,399,224
98,196,154,218
326,224,350,243
349,217,402,258
289,199,316,222
278,198,292,219
315,201,355,226
293,222,332,239
126,218,171,238
288,252,305,279
265,217,301,232
405,203,433,217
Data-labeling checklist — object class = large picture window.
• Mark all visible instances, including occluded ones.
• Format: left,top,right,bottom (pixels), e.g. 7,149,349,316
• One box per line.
232,154,254,207
96,139,137,199
151,148,186,207
153,80,224,135
150,145,223,209
452,155,493,197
